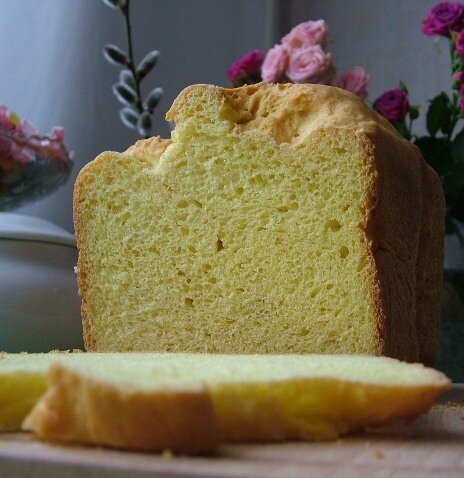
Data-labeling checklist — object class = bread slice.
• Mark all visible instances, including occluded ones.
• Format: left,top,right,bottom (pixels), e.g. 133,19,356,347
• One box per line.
1,352,217,453
0,353,450,452
73,83,445,364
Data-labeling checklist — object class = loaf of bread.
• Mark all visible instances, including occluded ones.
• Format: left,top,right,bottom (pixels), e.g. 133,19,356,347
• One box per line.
0,352,450,453
74,83,445,364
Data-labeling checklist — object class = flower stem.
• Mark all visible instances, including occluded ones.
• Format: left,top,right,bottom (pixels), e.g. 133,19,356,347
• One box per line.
122,0,143,113
449,91,459,142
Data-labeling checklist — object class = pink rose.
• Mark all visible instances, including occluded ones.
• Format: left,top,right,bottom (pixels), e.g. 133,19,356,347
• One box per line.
51,126,65,142
286,45,335,84
261,44,289,83
227,49,264,87
374,88,410,123
422,2,464,37
0,106,69,167
282,20,328,48
457,30,464,55
332,67,370,99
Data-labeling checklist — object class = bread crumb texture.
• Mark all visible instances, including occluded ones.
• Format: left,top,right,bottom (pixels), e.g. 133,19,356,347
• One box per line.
73,83,444,359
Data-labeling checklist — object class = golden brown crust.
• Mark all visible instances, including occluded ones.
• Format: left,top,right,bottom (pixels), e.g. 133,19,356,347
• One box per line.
359,123,444,363
166,83,399,143
22,364,218,454
125,135,172,159
361,124,421,361
73,160,96,350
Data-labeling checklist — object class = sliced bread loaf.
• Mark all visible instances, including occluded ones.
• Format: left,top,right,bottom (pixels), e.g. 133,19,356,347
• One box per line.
73,83,445,364
1,353,451,452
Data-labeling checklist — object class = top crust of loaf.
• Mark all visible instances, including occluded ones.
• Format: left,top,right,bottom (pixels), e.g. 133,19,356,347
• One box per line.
166,83,401,144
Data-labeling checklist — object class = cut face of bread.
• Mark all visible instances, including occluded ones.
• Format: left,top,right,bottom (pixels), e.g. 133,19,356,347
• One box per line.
74,83,445,363
3,353,449,450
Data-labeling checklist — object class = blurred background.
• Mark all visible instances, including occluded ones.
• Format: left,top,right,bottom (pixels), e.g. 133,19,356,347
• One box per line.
0,0,450,232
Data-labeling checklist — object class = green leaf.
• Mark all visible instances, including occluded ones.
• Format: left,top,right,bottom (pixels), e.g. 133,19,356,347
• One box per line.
409,106,420,120
444,160,464,196
119,108,139,130
451,128,464,162
399,80,408,95
136,50,160,79
426,93,451,136
414,136,450,176
393,119,411,140
447,191,464,223
143,87,163,112
112,82,137,107
445,214,457,235
103,44,129,67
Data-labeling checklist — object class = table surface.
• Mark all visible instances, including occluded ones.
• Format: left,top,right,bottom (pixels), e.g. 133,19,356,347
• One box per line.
0,385,463,478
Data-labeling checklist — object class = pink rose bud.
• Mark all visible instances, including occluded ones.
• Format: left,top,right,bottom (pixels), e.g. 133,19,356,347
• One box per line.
261,44,289,83
282,20,328,49
374,88,410,123
457,30,464,55
422,2,464,37
286,45,335,84
51,126,65,142
332,67,371,99
227,49,264,86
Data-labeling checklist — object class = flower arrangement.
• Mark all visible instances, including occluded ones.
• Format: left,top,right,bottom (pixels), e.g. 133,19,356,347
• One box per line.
0,105,71,210
102,0,163,138
373,1,464,244
227,20,370,99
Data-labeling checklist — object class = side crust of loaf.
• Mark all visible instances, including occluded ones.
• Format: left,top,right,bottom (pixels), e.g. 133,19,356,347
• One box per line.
359,124,445,364
22,364,218,454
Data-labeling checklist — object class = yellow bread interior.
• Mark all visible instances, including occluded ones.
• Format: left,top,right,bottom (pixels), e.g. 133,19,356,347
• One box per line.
75,83,403,354
0,352,451,442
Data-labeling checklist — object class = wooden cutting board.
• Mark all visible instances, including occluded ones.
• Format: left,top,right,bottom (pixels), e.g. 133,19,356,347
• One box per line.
0,385,463,478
